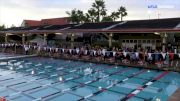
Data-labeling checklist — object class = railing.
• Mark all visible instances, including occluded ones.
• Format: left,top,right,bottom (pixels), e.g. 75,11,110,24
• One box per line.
0,43,180,72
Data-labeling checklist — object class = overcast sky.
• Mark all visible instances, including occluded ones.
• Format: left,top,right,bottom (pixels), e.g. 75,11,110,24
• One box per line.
0,0,180,27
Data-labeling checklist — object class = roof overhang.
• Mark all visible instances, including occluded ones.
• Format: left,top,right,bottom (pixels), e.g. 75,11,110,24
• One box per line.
0,28,180,34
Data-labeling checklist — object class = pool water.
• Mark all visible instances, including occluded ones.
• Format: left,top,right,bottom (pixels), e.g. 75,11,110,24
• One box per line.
0,57,179,101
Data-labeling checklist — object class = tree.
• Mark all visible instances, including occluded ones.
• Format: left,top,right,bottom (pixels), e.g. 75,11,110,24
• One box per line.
66,0,128,23
10,24,16,28
101,16,113,22
0,24,5,30
91,0,107,22
110,11,120,21
86,8,97,22
118,6,128,21
66,9,85,24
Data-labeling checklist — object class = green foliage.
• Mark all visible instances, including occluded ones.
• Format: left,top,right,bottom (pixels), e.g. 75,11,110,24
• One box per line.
101,16,113,22
10,24,16,28
175,33,180,37
91,0,107,22
118,6,128,21
66,9,85,24
66,0,127,23
0,24,5,30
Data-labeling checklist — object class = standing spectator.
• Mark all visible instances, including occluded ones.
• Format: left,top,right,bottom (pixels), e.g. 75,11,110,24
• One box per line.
24,45,29,55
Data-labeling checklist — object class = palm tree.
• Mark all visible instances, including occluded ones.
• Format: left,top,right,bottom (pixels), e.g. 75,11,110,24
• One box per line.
87,8,97,22
111,11,120,21
66,0,128,23
66,9,85,24
0,24,5,30
77,10,85,23
92,0,107,22
118,6,128,21
101,16,113,22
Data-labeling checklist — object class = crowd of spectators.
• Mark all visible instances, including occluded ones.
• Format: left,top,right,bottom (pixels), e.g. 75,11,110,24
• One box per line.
0,43,180,69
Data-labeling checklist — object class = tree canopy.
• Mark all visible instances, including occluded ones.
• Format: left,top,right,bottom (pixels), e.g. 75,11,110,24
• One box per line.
66,0,127,24
0,25,5,30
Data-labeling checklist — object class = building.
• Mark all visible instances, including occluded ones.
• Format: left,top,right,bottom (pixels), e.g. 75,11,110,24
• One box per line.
21,17,70,27
1,17,180,52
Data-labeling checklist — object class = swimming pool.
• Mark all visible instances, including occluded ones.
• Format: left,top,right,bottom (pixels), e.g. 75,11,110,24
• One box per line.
0,57,179,101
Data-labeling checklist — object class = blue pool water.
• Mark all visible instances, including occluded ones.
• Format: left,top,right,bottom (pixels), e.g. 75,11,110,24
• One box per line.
0,56,179,101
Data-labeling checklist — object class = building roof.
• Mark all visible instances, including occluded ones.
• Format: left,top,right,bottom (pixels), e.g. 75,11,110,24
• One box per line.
1,17,180,34
69,22,121,29
40,17,70,26
112,18,180,29
37,24,77,30
21,17,70,27
22,20,41,27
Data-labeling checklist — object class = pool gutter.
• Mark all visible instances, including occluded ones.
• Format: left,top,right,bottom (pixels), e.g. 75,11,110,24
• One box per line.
0,54,38,62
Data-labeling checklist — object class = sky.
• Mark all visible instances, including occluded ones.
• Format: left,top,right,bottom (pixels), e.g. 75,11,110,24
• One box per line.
0,0,180,27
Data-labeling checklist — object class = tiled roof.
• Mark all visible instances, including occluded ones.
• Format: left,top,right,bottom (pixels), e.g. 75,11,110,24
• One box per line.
22,17,70,27
41,17,70,26
23,20,41,27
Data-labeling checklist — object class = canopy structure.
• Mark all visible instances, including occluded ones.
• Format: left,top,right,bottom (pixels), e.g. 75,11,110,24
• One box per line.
0,17,180,34
0,17,180,51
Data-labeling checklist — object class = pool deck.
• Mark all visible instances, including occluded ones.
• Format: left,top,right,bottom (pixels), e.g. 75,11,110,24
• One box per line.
0,54,37,61
168,88,180,101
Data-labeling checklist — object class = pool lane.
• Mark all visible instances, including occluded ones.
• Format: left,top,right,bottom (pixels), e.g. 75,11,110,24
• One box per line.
1,60,106,99
0,60,105,99
77,69,147,101
25,65,118,101
0,63,90,94
0,57,179,101
119,71,169,101
0,59,89,97
0,60,85,84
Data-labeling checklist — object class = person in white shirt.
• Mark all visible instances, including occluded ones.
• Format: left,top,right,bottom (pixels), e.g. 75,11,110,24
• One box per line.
24,45,29,55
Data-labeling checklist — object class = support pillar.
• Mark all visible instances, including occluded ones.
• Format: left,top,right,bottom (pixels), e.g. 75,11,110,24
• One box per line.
161,33,167,52
22,34,25,45
44,33,47,46
5,33,8,43
71,33,75,48
108,33,113,48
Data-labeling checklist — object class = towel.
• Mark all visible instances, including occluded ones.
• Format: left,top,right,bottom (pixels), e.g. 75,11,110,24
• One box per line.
123,51,127,57
55,48,59,52
113,52,116,57
135,52,139,58
148,53,152,60
161,53,166,59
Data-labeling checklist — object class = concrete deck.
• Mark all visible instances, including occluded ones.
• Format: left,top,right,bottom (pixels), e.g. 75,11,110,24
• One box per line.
168,88,180,101
0,54,37,61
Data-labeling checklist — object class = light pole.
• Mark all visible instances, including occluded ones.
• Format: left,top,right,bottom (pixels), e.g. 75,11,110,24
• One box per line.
158,13,161,19
147,10,152,20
